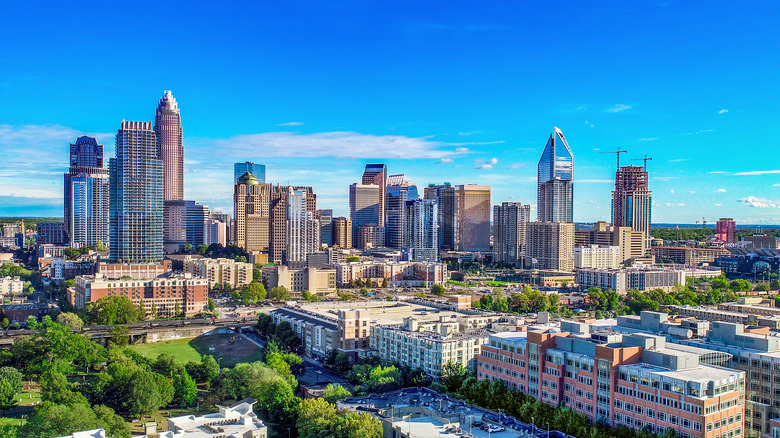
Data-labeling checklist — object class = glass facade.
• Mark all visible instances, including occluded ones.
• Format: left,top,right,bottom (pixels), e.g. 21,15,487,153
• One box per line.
234,161,266,184
64,136,109,247
537,127,574,222
110,121,164,262
404,198,438,262
385,174,418,248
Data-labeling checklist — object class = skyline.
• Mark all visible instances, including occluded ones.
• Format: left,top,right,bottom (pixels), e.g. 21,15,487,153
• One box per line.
1,1,779,224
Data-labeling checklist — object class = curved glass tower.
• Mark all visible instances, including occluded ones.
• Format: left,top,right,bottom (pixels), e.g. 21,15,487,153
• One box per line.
537,127,574,223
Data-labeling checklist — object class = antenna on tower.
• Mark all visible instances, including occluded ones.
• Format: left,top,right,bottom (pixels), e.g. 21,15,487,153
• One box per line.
600,149,628,172
631,155,653,170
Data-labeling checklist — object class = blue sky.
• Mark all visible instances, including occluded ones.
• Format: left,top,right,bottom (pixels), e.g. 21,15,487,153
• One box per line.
1,1,779,224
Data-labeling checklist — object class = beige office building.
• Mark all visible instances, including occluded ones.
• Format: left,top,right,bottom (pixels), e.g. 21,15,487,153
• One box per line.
233,173,271,253
526,222,575,271
455,184,491,251
575,221,647,264
183,255,253,288
262,265,337,298
332,217,353,248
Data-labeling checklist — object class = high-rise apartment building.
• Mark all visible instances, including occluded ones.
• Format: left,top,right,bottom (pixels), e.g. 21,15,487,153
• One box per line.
332,217,352,248
575,221,647,264
286,188,320,263
155,90,184,201
64,136,109,247
716,218,737,243
424,183,458,251
526,221,575,271
37,223,67,245
361,163,387,227
404,198,438,262
268,185,316,264
163,200,209,252
455,184,491,251
233,172,271,253
357,224,385,250
208,219,227,246
349,183,381,247
109,121,163,262
385,174,418,248
612,165,652,247
537,127,574,222
234,161,266,184
493,202,531,267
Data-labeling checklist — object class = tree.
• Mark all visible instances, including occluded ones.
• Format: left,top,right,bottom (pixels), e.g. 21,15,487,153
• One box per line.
269,286,290,301
110,325,130,346
0,367,22,414
40,371,88,406
64,247,81,260
196,244,208,255
127,371,174,417
273,321,302,352
25,315,39,330
322,383,351,404
55,312,83,328
754,282,771,292
0,319,7,329
771,279,780,290
83,296,143,325
21,402,100,438
297,398,337,437
730,279,752,292
182,243,193,253
208,298,216,312
441,361,469,394
241,282,267,304
333,352,350,372
431,283,446,295
173,369,198,405
201,355,220,382
381,278,388,288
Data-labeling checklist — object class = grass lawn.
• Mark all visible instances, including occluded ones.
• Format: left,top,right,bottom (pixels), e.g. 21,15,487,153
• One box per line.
129,330,264,368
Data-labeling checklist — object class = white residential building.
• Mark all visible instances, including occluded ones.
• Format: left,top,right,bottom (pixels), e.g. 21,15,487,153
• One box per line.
182,255,253,288
0,276,23,298
576,267,686,293
335,260,447,287
574,244,621,269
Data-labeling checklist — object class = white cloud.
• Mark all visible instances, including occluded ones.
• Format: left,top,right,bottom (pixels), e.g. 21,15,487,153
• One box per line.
438,158,453,164
669,158,689,163
718,109,729,114
688,190,696,194
714,203,723,207
508,163,526,169
669,190,675,194
606,104,631,113
738,196,780,208
715,188,727,193
476,164,493,170
665,203,686,208
708,171,728,174
474,158,498,170
735,170,780,176
638,137,658,141
276,121,304,126
774,184,780,187
488,158,498,165
454,147,470,153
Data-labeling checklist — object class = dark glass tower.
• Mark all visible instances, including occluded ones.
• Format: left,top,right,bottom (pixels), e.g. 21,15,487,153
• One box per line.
64,136,109,247
537,127,574,222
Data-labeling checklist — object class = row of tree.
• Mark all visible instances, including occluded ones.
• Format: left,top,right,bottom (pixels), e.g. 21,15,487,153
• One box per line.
472,286,564,314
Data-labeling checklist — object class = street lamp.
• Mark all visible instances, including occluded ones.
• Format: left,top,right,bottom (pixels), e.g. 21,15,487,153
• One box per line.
531,417,535,432
546,421,550,438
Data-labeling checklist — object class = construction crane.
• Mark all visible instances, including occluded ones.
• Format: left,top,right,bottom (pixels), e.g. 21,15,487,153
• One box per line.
695,217,708,229
631,154,653,169
600,149,628,171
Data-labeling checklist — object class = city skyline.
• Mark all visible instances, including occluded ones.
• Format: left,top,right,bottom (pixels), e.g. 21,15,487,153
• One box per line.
1,2,779,224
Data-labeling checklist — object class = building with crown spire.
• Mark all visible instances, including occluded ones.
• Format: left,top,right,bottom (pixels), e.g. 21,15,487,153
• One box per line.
155,90,184,201
537,127,574,223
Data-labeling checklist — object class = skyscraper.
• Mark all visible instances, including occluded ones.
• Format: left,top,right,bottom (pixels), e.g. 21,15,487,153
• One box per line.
234,162,266,184
318,209,334,247
404,198,438,262
349,183,381,247
64,136,109,247
110,121,163,262
455,184,491,251
155,90,184,201
385,174,418,248
268,185,316,264
233,172,271,253
716,218,736,243
332,217,353,248
537,127,574,223
361,163,387,226
424,183,458,251
493,202,531,267
611,165,652,247
286,187,320,263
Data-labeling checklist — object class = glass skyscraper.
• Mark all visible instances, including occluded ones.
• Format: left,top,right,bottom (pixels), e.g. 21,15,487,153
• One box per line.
404,198,438,262
537,127,574,223
64,136,109,247
110,121,164,262
385,174,418,248
234,162,266,184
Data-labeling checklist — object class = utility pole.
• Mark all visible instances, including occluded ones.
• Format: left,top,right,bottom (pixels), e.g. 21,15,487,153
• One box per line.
600,148,628,172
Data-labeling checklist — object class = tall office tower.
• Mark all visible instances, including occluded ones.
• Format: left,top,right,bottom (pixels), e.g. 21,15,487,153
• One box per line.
233,172,271,253
318,209,333,247
385,174,419,248
424,183,458,251
332,217,353,248
163,200,209,252
361,163,387,226
493,202,531,267
537,127,574,222
611,165,652,247
526,222,575,271
404,199,438,262
234,161,266,184
349,183,381,246
155,90,184,201
64,136,109,247
286,188,320,263
109,121,163,262
455,184,491,251
716,218,736,243
268,185,316,264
